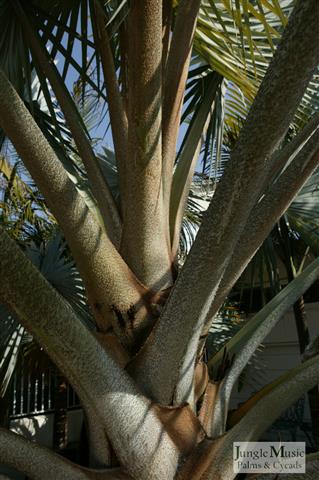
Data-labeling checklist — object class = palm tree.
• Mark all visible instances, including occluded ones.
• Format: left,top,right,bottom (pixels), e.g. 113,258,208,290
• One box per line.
0,1,319,479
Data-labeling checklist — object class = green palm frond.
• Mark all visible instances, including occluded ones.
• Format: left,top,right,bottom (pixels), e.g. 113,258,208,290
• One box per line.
192,1,319,140
194,0,291,100
0,155,54,244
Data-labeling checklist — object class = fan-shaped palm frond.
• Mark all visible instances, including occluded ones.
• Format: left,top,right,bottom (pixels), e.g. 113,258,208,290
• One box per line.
0,233,94,398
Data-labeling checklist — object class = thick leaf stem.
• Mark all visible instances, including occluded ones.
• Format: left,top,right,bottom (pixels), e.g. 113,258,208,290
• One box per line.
16,1,122,246
0,428,132,479
91,1,129,207
162,0,202,208
203,131,319,337
0,228,180,479
120,0,173,289
0,70,147,333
